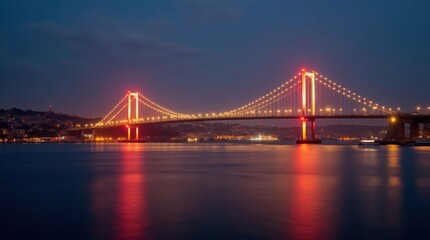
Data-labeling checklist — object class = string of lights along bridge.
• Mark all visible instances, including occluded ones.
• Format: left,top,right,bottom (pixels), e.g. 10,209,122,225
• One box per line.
75,69,429,143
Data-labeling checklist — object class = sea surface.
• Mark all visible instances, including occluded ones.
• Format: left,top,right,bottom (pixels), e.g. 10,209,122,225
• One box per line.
1,143,430,240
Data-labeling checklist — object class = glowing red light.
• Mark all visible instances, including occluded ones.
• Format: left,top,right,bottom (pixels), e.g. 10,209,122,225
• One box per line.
126,125,129,128
302,68,306,72
300,117,305,121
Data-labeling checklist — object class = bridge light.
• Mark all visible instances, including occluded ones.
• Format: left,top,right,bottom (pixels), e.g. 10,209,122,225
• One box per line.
390,117,396,123
300,117,305,121
126,125,129,128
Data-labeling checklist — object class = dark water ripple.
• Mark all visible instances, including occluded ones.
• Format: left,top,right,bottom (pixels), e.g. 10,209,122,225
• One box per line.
1,143,430,240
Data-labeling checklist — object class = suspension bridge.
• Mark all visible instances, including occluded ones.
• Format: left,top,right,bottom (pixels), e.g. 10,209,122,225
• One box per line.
70,69,430,143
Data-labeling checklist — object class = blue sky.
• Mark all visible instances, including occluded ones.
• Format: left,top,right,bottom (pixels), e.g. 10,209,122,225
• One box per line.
1,0,429,117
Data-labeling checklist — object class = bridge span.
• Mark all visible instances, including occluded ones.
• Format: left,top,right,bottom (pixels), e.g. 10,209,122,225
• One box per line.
68,69,430,143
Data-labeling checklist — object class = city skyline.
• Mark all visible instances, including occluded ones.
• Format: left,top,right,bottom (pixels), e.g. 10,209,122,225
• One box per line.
1,0,430,117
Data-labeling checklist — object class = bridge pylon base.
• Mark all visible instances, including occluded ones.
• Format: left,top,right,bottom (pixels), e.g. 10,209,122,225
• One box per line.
297,117,321,144
296,139,322,144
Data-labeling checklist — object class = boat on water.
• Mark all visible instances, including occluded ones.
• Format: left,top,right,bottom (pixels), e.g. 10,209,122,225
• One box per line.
413,138,430,146
358,139,380,145
250,134,278,142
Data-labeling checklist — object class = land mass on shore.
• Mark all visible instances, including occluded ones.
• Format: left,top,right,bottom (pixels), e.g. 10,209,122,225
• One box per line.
0,108,387,142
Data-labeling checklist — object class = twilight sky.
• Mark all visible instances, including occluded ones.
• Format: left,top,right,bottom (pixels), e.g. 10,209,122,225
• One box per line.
1,0,429,118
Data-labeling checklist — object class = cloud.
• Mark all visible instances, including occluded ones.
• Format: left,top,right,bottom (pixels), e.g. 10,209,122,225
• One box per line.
1,56,48,75
142,19,171,32
26,20,205,63
119,33,205,58
212,7,242,21
26,20,98,44
178,0,243,21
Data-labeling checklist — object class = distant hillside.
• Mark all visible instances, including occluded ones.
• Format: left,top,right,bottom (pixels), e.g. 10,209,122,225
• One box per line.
0,108,99,123
0,108,100,138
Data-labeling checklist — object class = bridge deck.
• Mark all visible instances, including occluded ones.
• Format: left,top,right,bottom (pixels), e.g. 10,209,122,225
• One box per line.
68,114,401,131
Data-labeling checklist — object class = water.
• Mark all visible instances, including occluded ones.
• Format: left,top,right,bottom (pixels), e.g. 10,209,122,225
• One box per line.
1,143,430,240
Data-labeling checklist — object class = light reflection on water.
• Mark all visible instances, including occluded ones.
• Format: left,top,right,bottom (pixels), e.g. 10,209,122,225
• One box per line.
288,145,337,240
1,143,430,240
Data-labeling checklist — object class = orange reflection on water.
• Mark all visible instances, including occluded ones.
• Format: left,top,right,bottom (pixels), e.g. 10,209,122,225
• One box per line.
116,143,148,240
288,145,336,240
387,145,401,187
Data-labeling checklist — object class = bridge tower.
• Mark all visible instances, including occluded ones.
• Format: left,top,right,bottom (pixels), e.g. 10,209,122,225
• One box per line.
297,69,320,144
127,92,140,140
